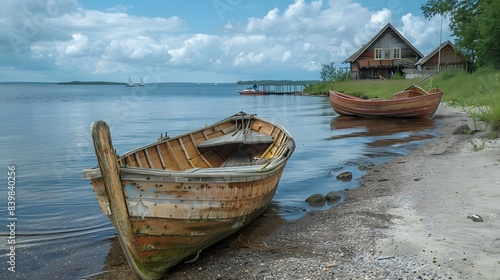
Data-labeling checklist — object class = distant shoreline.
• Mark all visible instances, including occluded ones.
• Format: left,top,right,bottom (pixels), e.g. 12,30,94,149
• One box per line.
57,81,126,85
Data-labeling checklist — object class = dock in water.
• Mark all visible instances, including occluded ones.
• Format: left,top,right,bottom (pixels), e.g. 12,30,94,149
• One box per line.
256,84,305,95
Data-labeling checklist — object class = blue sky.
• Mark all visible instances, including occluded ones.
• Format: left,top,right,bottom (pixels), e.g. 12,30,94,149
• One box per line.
1,0,451,83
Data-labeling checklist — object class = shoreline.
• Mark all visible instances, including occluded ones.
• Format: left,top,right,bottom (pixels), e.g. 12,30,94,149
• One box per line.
93,105,500,280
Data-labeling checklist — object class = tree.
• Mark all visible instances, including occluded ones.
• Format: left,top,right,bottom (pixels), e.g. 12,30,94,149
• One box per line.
320,62,350,82
476,0,500,68
320,62,336,82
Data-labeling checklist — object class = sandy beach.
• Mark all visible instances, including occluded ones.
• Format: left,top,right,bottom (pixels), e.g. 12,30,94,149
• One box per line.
94,105,500,280
371,105,500,280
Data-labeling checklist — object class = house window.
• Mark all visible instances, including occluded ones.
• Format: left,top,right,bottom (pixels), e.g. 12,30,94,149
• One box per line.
384,49,391,59
375,48,382,59
393,48,401,59
372,69,379,77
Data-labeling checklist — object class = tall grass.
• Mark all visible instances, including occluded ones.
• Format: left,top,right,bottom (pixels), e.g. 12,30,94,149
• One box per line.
305,68,500,137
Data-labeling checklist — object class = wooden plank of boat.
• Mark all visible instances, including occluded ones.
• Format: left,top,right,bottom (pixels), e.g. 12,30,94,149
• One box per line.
82,112,295,280
329,85,443,119
197,129,274,148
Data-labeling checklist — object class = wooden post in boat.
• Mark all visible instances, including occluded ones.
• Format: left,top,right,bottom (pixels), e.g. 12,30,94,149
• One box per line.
91,121,138,260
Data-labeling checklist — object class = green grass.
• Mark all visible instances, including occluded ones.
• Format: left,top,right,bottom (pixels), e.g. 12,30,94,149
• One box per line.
305,68,500,137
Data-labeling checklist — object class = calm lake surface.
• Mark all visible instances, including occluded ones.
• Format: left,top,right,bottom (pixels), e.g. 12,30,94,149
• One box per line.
0,83,439,279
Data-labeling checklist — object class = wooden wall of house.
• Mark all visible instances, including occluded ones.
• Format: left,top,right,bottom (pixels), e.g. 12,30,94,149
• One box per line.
358,30,420,61
421,45,467,70
358,49,375,60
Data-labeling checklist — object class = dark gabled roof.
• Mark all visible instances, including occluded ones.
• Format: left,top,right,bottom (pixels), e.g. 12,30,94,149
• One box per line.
416,40,463,65
343,23,423,64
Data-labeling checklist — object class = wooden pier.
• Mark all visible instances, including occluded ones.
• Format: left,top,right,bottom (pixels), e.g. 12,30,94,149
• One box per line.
256,84,305,95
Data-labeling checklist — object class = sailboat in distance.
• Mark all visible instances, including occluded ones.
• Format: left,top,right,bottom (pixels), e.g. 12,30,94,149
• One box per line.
126,76,135,87
139,77,145,86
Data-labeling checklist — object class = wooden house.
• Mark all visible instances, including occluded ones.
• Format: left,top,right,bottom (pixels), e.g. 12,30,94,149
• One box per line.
416,40,468,71
343,23,423,80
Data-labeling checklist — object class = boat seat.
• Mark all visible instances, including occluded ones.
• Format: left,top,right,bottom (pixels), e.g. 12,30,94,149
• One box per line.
197,130,274,148
221,151,251,167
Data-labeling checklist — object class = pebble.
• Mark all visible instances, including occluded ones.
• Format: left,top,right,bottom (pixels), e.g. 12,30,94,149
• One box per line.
240,253,455,280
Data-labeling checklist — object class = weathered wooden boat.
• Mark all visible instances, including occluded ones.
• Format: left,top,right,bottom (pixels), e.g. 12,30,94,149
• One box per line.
82,112,294,280
329,85,443,119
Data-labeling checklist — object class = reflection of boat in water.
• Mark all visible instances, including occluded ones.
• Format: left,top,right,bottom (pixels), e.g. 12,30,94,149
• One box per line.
330,116,434,137
82,112,294,280
329,85,443,119
330,116,435,147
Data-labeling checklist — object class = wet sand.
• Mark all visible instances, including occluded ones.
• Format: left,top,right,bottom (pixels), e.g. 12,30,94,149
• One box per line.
91,105,500,280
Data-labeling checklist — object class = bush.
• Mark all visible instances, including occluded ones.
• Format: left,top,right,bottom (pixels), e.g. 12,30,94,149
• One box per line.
392,73,404,80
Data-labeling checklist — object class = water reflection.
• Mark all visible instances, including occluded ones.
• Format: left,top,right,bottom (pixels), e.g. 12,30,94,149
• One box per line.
331,116,434,138
330,116,437,151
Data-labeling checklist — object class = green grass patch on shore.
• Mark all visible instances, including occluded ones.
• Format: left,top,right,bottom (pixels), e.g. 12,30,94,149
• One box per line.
305,68,500,137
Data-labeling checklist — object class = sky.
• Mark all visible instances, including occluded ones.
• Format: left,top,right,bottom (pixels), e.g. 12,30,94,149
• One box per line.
0,0,452,83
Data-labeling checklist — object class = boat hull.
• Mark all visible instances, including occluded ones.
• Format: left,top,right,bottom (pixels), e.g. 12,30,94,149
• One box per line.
329,86,443,119
238,90,267,95
88,165,285,279
83,112,294,279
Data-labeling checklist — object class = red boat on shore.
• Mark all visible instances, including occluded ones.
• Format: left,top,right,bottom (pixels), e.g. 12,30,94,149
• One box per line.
329,85,443,119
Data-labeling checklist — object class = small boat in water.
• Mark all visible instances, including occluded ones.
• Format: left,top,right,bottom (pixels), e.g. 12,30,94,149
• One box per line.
139,77,145,86
329,85,443,119
237,88,267,95
126,76,135,87
82,112,294,280
238,84,266,95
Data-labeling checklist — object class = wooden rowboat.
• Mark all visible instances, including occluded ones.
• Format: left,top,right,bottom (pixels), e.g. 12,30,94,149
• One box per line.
329,85,443,119
82,112,294,280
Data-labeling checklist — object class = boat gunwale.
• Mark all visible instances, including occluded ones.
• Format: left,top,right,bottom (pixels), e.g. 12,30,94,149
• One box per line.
83,151,291,181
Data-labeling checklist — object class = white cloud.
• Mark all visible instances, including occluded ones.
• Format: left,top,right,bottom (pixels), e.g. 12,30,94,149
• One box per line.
65,33,89,56
370,8,392,25
105,5,132,13
282,51,292,62
168,34,221,65
401,13,451,53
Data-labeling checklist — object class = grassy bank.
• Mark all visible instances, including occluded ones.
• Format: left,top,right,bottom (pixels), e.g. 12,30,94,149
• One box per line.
305,69,500,137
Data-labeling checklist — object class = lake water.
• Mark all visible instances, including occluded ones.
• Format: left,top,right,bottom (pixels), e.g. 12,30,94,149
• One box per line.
0,83,439,279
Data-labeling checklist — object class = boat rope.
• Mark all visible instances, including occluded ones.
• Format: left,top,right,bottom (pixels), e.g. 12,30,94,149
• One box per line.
184,249,202,263
243,114,252,141
426,74,435,90
79,270,111,279
405,73,435,90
